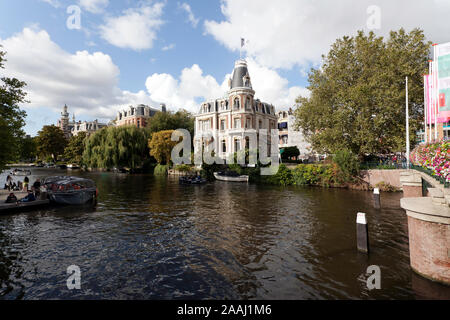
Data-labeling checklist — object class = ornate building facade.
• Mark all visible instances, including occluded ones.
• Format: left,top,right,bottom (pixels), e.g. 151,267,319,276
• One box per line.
57,104,76,139
57,104,107,138
116,104,166,128
194,59,278,161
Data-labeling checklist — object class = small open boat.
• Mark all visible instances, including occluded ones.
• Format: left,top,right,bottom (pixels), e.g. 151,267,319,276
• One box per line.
43,176,98,205
179,176,207,185
214,171,249,182
67,164,80,169
12,169,32,176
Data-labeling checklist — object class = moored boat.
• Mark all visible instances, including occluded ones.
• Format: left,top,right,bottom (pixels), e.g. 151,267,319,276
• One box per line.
179,176,207,185
43,176,98,205
213,171,249,182
67,164,80,169
12,168,32,176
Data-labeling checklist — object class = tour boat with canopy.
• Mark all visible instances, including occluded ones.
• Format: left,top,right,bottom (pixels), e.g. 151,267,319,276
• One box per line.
43,176,98,205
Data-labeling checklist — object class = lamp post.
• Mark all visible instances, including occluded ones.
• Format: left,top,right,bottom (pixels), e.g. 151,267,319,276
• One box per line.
406,76,410,170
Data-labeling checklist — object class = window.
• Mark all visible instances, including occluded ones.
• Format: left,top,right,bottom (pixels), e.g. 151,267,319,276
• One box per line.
245,118,251,129
220,119,226,131
234,118,241,129
234,139,241,152
222,140,227,153
259,120,262,129
234,97,240,110
137,120,140,128
245,98,251,110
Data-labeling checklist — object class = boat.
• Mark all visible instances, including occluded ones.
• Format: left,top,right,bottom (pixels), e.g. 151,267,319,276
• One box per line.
67,164,80,169
179,176,207,185
214,171,249,182
12,168,32,176
43,176,98,205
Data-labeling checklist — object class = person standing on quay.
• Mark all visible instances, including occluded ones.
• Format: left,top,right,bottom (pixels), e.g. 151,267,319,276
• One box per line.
6,175,13,191
23,176,29,191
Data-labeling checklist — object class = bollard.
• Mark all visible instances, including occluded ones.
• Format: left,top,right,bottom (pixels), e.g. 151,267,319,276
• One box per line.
373,188,381,209
357,212,369,253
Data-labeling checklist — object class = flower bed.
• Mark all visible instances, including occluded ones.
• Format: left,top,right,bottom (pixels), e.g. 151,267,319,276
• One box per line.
410,140,450,184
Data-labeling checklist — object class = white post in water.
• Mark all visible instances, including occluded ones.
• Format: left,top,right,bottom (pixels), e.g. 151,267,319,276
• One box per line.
406,76,410,169
356,212,369,253
373,188,381,209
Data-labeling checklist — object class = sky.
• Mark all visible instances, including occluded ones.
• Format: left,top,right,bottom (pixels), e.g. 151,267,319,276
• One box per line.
1,0,450,136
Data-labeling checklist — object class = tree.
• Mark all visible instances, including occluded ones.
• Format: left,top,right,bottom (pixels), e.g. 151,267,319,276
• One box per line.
148,110,194,138
63,132,87,164
83,126,150,169
294,29,431,157
148,130,178,164
19,135,37,162
35,125,67,161
281,146,300,160
0,47,28,170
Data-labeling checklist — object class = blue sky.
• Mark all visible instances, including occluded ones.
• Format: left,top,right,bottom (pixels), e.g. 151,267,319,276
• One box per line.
0,0,449,136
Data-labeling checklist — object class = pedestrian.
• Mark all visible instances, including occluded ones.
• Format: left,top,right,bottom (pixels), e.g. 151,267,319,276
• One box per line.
23,176,29,191
6,175,13,191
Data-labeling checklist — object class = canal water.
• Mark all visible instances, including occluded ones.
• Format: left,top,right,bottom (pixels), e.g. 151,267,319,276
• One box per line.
0,168,449,300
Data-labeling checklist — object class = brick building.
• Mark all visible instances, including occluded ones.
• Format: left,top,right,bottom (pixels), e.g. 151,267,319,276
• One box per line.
116,104,166,128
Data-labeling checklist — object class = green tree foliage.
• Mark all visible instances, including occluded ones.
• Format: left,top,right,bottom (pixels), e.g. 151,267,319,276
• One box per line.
148,110,194,137
19,135,37,162
148,130,178,164
83,126,150,169
35,125,67,162
0,47,28,170
63,132,87,164
332,149,360,182
294,29,431,157
281,146,300,160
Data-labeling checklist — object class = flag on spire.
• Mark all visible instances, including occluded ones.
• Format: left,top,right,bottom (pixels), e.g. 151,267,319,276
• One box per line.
241,38,245,48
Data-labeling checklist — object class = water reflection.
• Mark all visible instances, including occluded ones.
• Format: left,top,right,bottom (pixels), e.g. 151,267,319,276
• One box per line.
0,168,449,299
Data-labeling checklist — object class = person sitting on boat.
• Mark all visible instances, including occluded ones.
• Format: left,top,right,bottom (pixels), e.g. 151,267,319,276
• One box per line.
23,176,29,191
5,193,18,204
20,191,36,203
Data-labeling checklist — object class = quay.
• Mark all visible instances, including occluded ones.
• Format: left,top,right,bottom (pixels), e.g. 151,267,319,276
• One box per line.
0,190,50,214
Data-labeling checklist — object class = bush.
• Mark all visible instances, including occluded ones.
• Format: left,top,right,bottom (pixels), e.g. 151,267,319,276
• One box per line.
175,164,193,173
154,164,169,176
375,181,399,192
333,149,360,182
265,164,294,186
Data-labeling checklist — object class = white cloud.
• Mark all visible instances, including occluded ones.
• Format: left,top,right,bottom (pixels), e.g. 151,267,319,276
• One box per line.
78,0,109,14
40,0,60,8
99,3,164,51
205,0,450,69
0,28,156,120
179,2,199,28
145,59,307,113
162,43,175,51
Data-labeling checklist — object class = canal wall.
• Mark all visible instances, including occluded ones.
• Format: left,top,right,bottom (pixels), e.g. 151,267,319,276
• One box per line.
360,169,403,189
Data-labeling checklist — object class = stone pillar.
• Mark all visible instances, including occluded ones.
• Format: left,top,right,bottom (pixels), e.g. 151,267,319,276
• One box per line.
400,197,450,285
400,171,423,198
